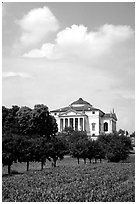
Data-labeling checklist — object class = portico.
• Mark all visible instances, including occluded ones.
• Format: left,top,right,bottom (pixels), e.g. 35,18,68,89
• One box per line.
59,116,85,132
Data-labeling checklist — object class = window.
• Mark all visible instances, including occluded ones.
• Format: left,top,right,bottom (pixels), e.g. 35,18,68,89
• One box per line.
92,111,95,114
104,122,108,131
92,123,96,131
54,113,57,115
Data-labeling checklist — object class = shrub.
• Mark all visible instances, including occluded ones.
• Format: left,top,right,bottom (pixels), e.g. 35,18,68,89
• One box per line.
98,133,132,162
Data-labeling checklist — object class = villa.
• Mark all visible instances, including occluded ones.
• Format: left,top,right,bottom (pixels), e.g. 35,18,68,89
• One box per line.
50,98,117,139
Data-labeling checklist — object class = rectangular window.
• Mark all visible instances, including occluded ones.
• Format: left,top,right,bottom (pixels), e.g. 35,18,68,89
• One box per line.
92,123,96,131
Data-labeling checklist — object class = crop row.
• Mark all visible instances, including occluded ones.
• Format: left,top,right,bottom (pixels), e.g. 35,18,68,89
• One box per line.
2,162,135,202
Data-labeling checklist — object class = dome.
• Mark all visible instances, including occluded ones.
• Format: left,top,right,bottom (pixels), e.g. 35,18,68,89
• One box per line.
70,98,92,106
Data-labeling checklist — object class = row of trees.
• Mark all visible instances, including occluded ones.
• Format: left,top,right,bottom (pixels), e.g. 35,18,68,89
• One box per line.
2,105,64,173
2,105,133,174
58,128,133,164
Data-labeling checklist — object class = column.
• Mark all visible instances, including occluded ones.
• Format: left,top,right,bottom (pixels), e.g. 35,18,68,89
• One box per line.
58,118,60,132
83,117,84,131
73,118,75,130
63,118,65,131
68,118,70,127
60,119,63,132
78,118,81,131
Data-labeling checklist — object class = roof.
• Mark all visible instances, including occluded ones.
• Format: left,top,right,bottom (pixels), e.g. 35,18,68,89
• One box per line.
50,98,104,114
71,98,92,106
103,113,117,121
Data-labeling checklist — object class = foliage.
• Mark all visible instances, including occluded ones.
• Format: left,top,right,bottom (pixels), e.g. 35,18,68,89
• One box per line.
130,131,135,138
2,104,58,173
2,105,20,135
48,137,67,167
30,104,58,138
98,133,132,162
16,106,32,135
68,130,88,143
92,140,106,162
69,131,89,163
17,136,35,171
63,126,74,134
2,134,20,174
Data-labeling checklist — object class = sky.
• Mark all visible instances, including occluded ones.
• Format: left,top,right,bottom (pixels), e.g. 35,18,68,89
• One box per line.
2,2,135,133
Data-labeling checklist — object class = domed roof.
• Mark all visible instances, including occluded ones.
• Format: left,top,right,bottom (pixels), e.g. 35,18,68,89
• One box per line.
70,98,92,106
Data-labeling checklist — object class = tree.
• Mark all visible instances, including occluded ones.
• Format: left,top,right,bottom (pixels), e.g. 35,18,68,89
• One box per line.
30,104,58,138
63,126,74,134
92,140,106,163
17,136,35,171
2,106,21,174
68,130,88,144
16,106,32,135
2,134,20,174
16,104,58,169
98,132,132,162
29,104,58,168
70,131,89,164
2,106,9,133
32,137,52,170
130,131,135,138
2,104,59,172
87,140,94,163
118,129,125,136
130,131,135,148
48,137,67,167
2,105,20,135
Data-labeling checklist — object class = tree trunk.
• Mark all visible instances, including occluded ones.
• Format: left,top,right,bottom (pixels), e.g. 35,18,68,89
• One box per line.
77,157,80,164
84,158,86,164
41,160,44,170
8,164,11,174
27,161,29,171
53,159,57,167
89,159,92,164
100,158,102,163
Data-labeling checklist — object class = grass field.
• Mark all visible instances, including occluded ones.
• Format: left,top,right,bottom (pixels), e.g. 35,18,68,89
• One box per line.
2,155,135,202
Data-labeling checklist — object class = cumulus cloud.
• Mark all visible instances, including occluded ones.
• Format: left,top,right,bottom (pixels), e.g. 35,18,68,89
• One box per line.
23,24,134,59
16,6,59,47
2,72,32,78
23,43,56,58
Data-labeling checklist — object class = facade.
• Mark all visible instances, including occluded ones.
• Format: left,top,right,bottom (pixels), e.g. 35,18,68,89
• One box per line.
50,98,117,140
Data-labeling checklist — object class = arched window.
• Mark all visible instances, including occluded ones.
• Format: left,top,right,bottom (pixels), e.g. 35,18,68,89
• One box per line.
104,122,108,131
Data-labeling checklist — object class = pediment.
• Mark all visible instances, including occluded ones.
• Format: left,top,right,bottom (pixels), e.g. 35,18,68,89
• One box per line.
59,109,83,116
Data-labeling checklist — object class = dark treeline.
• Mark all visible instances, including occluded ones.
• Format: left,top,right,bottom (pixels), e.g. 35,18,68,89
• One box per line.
2,105,134,174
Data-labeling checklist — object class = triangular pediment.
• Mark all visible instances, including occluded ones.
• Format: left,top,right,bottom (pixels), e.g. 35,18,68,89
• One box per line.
59,108,83,116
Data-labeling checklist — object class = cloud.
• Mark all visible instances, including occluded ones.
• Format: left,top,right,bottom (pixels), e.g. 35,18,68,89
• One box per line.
2,72,32,78
16,6,59,47
23,24,134,59
23,43,57,58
